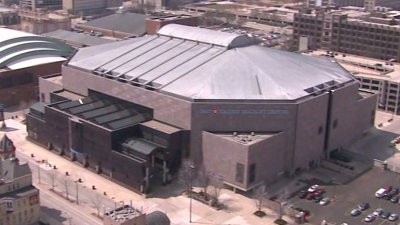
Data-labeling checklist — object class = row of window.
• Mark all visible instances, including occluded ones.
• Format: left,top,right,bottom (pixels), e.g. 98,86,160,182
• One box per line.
0,73,34,89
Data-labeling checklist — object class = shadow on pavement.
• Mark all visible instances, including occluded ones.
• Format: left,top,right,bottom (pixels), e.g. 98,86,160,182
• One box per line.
349,128,399,161
0,126,19,132
40,205,68,224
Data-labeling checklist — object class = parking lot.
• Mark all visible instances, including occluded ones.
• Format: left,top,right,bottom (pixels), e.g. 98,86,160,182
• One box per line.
289,167,400,225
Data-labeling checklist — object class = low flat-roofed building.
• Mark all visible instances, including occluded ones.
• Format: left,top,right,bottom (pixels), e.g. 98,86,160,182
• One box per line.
43,29,113,48
74,11,147,39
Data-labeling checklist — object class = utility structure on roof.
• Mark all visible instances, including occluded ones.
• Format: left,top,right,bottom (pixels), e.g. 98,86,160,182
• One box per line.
28,24,377,193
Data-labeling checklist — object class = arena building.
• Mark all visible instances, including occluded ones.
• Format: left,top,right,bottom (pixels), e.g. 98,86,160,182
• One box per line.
27,24,377,193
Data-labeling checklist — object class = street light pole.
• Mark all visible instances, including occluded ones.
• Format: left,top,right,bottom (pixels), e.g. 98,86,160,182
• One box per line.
37,164,41,184
75,181,79,205
189,164,195,223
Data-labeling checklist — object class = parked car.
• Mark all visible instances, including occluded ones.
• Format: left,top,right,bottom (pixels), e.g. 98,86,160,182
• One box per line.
364,214,376,222
373,208,384,216
298,190,307,199
308,184,319,193
358,203,370,211
385,190,398,200
389,213,399,221
391,195,399,203
376,188,387,198
314,195,323,203
351,208,361,216
381,211,391,219
319,197,330,206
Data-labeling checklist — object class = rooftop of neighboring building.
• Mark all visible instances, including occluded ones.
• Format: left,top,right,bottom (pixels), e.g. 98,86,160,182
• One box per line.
0,157,31,183
303,49,400,82
140,120,181,135
0,6,16,13
43,29,113,47
76,12,147,37
67,24,355,101
104,205,143,223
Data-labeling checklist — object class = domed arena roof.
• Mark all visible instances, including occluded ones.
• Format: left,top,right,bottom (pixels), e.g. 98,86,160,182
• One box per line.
147,211,170,225
68,24,356,101
0,28,73,70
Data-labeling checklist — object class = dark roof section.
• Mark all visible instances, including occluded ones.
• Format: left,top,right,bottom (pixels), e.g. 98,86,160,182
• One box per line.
0,158,31,182
43,29,113,47
81,12,147,37
0,185,38,200
147,211,171,225
51,93,152,130
0,134,15,153
29,102,45,114
122,138,159,156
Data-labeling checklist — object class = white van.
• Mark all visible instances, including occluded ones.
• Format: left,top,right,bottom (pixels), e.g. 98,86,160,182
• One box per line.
375,188,386,198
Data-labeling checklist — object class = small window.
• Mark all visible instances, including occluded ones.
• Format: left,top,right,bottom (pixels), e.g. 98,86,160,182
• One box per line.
235,163,244,183
318,126,323,134
248,164,256,184
333,119,338,129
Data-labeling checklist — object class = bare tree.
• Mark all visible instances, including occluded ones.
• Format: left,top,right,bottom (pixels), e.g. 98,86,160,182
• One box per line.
60,176,71,200
179,159,195,194
254,185,268,213
277,188,290,219
90,193,103,217
49,169,57,190
209,173,224,204
196,164,210,195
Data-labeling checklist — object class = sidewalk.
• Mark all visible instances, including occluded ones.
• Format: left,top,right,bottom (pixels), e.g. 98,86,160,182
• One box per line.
1,119,295,225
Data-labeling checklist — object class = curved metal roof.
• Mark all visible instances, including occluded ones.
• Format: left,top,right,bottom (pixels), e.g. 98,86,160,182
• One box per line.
68,25,356,101
0,28,73,69
158,24,253,49
147,211,170,225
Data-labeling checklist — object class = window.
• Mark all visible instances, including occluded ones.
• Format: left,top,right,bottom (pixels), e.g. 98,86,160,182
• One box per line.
248,164,256,184
235,163,244,183
318,126,323,134
333,119,338,129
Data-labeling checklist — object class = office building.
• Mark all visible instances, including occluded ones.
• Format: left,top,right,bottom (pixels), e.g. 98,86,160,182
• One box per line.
20,0,63,10
63,0,123,16
293,7,400,61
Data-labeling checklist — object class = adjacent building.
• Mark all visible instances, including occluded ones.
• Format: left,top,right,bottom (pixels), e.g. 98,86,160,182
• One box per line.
19,9,71,34
63,0,123,16
305,50,400,114
293,7,400,62
0,135,40,225
74,11,147,39
0,28,73,107
27,24,377,193
103,205,170,225
20,0,63,10
0,6,20,29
